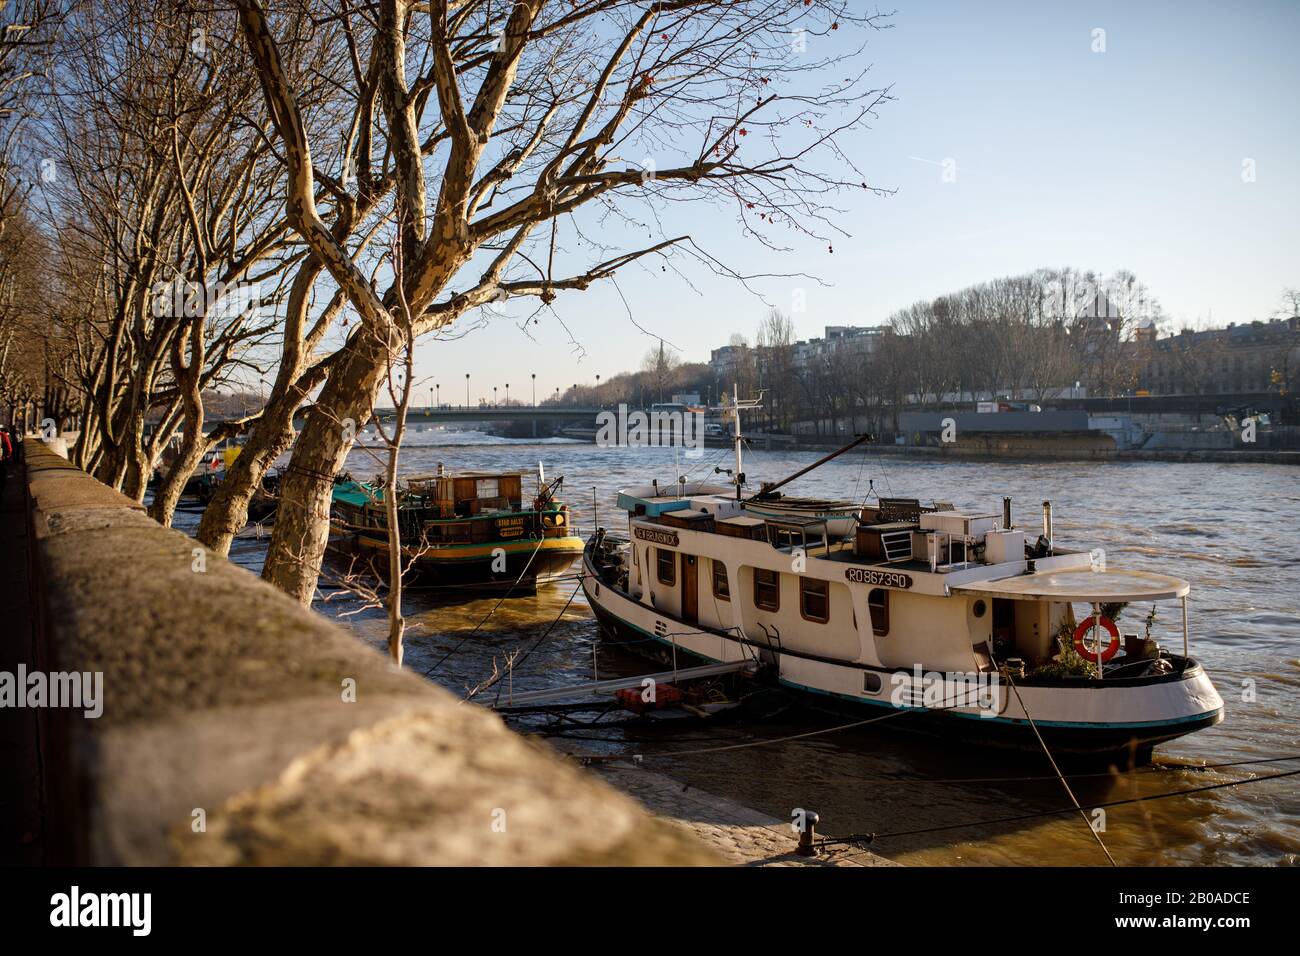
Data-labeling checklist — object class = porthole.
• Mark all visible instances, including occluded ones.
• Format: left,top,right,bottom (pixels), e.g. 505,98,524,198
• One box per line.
973,599,987,618
863,672,883,695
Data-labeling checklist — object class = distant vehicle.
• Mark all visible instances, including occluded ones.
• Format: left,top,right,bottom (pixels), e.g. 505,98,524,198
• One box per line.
704,422,725,436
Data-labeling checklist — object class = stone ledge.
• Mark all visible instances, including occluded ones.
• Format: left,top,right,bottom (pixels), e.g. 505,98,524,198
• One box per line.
20,439,720,866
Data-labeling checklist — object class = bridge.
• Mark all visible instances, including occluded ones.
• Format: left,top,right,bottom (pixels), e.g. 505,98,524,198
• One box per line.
183,404,608,436
371,404,602,424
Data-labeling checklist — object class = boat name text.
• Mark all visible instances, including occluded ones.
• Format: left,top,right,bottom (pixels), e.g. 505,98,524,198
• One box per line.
845,568,913,589
634,527,680,547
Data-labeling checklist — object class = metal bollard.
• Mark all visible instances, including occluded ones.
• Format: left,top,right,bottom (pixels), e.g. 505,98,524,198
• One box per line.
796,810,820,857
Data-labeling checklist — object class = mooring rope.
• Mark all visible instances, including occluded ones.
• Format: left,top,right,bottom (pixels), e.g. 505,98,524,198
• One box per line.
1001,668,1117,866
863,767,1300,843
488,581,584,707
421,532,552,677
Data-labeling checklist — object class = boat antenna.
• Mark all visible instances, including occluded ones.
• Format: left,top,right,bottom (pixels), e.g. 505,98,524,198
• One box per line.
711,384,763,501
744,433,874,502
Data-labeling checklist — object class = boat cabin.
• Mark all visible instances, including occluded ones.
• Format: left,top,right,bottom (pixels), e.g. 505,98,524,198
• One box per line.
332,469,573,548
606,484,1190,682
409,471,525,518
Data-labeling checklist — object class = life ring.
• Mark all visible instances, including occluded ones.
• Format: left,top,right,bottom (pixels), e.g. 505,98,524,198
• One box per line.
1073,615,1120,663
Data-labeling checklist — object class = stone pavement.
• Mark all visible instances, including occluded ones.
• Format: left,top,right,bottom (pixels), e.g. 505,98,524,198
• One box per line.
587,758,899,867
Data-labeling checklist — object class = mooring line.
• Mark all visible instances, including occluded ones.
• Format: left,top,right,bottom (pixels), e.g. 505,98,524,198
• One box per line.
866,767,1300,842
488,581,584,707
1001,669,1117,865
564,698,971,763
422,532,552,677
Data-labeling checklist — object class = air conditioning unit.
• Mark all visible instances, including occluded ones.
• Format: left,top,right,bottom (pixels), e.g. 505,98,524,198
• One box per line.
983,530,1025,564
919,511,998,538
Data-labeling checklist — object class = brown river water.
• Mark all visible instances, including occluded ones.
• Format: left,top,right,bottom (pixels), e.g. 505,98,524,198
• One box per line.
185,427,1300,866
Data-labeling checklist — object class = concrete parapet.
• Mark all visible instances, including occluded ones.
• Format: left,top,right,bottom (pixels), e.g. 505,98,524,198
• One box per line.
19,439,717,865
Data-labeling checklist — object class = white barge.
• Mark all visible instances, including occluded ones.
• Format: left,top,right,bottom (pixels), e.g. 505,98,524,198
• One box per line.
581,397,1223,763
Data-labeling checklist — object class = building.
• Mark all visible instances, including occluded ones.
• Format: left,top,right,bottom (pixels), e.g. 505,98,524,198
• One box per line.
1139,317,1300,395
790,325,889,371
708,344,746,382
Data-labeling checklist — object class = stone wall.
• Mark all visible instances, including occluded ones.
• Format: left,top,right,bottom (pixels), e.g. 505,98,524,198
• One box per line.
20,439,717,865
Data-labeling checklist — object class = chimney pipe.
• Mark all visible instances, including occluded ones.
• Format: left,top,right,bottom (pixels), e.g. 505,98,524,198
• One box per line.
1003,496,1013,529
1042,500,1053,553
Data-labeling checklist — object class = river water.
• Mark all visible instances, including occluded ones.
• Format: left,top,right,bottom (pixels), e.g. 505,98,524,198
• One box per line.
202,426,1300,866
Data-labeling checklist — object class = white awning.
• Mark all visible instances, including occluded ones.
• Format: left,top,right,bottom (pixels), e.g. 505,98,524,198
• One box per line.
951,568,1190,603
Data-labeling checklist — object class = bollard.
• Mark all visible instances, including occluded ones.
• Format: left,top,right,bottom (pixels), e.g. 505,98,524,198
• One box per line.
796,810,820,857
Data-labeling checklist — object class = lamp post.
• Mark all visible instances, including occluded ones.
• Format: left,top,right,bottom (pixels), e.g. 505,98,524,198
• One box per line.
493,385,498,407
465,373,470,408
531,373,536,407
436,383,440,407
429,387,434,412
505,383,510,407
596,374,601,407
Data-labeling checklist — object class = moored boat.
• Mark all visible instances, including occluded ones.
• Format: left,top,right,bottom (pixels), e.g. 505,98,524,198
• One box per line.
581,394,1224,763
330,465,584,589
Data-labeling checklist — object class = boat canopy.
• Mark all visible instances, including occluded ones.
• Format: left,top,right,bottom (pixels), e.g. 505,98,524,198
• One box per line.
951,567,1190,603
616,482,731,516
333,480,378,508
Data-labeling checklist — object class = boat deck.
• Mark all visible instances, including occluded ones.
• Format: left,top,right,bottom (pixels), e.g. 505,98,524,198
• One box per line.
639,511,948,573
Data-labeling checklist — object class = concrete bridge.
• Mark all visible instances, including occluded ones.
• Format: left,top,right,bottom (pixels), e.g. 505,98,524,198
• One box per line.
189,403,607,436
376,404,603,423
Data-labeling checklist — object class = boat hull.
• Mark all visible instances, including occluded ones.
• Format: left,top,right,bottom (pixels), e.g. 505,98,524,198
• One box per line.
337,530,583,589
582,550,1223,762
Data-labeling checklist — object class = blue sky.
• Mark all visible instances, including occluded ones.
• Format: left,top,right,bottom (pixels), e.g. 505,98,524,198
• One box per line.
412,0,1300,405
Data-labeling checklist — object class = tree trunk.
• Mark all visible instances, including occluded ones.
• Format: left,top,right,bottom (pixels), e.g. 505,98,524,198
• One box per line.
196,398,298,554
149,379,204,526
262,331,390,604
149,432,203,526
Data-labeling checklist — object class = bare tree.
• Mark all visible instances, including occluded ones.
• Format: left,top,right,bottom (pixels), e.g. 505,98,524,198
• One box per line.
640,338,681,404
235,0,895,603
756,307,794,428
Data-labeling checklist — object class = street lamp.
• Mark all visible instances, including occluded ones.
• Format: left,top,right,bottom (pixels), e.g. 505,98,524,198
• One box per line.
429,386,434,411
465,373,470,407
436,383,440,407
596,374,601,407
505,383,510,407
493,385,498,407
531,373,536,407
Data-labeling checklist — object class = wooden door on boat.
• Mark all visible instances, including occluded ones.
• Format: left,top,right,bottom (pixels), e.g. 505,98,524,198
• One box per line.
681,553,698,624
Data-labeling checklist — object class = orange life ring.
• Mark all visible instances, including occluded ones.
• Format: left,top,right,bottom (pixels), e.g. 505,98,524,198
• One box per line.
1073,615,1120,663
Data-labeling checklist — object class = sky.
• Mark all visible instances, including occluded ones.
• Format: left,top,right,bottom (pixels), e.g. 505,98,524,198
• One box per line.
408,0,1300,406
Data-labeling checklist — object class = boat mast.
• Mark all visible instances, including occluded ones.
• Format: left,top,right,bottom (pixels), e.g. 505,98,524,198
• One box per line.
719,385,763,501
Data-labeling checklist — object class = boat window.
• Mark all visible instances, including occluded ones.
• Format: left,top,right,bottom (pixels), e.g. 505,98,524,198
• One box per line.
868,588,890,636
656,548,676,586
712,560,730,601
753,568,780,612
863,672,882,695
475,478,500,499
800,578,830,623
